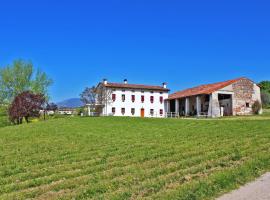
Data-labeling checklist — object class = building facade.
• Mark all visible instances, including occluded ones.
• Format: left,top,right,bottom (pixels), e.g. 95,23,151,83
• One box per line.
95,79,169,117
166,77,262,118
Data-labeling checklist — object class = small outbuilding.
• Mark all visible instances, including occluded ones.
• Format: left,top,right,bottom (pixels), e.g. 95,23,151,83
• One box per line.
166,77,262,117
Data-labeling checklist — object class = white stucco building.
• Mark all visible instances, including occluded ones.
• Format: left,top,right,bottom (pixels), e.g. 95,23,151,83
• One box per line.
95,79,169,117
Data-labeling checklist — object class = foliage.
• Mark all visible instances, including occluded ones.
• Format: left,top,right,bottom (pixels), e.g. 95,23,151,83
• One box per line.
0,105,7,117
0,117,270,199
8,91,46,124
0,59,53,103
261,91,270,107
252,100,262,115
258,81,270,93
76,107,85,115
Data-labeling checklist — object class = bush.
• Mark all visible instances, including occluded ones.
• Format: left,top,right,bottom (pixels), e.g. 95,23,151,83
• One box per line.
252,100,262,114
76,107,85,116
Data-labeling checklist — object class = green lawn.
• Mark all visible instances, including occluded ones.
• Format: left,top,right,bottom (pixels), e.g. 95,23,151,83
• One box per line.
0,116,270,200
0,106,9,128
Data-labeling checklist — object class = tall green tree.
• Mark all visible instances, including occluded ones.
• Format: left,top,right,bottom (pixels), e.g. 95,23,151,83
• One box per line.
258,81,270,93
261,91,270,107
0,59,53,103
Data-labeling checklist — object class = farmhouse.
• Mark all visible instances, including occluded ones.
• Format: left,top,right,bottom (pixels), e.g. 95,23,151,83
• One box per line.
95,79,169,117
166,77,262,117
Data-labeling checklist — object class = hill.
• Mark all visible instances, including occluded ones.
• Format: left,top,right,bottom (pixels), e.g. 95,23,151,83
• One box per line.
0,116,270,199
56,98,84,108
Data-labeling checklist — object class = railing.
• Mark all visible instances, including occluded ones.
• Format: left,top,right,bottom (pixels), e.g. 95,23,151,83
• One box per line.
165,112,180,118
83,112,100,117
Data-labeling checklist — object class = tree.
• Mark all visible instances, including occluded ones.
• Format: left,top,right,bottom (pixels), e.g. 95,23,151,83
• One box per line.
94,83,112,115
80,86,96,105
261,91,270,107
8,91,46,124
258,81,270,93
80,84,112,115
0,59,53,103
95,84,112,105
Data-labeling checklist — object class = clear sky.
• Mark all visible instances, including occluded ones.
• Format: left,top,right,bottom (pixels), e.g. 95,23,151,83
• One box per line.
0,0,269,102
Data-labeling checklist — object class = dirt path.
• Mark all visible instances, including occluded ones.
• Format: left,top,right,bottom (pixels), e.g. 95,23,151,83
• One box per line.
217,173,270,200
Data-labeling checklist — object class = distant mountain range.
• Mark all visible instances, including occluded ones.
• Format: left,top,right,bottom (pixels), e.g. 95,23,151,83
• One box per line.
56,98,84,108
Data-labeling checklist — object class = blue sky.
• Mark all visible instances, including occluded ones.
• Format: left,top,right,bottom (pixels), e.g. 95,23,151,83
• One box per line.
0,0,269,102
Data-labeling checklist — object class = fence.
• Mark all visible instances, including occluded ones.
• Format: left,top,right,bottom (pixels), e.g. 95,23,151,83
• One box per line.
165,112,180,118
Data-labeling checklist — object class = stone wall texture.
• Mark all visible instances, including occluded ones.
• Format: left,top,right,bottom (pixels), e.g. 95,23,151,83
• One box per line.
232,78,261,115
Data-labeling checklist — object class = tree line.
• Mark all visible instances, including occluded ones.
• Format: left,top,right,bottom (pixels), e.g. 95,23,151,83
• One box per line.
259,81,270,108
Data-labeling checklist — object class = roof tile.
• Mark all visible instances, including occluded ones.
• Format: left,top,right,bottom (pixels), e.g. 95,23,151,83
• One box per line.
168,77,245,99
104,82,170,91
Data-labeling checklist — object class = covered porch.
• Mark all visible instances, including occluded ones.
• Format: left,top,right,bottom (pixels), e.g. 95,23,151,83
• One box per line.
165,92,233,118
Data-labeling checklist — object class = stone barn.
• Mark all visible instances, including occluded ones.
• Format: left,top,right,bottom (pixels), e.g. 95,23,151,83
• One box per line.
166,77,262,117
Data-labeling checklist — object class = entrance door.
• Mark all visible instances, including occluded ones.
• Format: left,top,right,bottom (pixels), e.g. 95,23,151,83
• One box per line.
140,108,145,117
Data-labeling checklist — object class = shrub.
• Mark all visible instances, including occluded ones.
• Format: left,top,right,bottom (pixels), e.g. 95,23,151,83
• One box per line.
76,107,85,116
252,100,262,114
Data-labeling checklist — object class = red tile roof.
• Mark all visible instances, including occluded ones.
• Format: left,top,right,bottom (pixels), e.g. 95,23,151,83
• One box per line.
168,77,246,99
104,82,170,91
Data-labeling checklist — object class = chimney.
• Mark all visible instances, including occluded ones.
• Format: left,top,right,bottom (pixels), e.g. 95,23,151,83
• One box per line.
162,82,167,88
124,79,128,84
103,78,108,85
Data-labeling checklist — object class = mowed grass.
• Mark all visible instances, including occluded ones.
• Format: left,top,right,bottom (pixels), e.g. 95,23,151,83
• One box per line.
0,116,270,200
0,106,9,128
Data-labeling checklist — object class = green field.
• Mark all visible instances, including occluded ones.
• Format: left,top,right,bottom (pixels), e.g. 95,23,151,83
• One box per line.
0,115,270,199
0,106,9,128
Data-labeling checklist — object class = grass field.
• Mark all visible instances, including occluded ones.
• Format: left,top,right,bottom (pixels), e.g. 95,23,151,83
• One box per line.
0,115,270,199
0,106,9,128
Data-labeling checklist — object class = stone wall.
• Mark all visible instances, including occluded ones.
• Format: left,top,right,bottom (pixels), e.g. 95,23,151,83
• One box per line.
232,78,261,115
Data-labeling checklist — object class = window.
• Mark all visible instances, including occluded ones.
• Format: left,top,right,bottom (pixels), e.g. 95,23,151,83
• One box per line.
160,109,163,115
246,102,250,108
122,94,125,102
150,96,154,103
141,95,144,103
150,109,154,116
131,95,135,102
112,107,115,114
112,94,116,101
160,96,163,103
131,108,135,115
121,108,125,115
